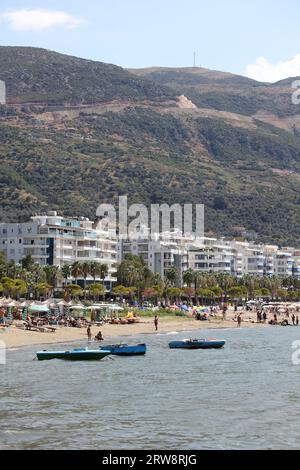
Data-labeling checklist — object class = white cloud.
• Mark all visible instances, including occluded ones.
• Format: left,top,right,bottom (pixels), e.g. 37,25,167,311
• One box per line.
245,54,300,83
0,9,84,33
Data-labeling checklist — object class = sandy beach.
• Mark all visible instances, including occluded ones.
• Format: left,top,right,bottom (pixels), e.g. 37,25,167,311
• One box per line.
0,311,263,350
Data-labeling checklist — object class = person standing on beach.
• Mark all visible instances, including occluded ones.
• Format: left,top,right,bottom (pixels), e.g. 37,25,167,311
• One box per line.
297,316,299,326
237,314,242,328
154,315,158,331
263,312,267,323
87,325,92,341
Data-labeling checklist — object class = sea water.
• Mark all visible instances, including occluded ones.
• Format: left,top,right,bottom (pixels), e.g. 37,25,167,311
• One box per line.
1,326,300,450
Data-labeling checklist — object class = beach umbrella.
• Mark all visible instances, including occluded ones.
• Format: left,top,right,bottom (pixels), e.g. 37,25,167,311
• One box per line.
7,306,12,322
6,300,20,308
22,307,28,321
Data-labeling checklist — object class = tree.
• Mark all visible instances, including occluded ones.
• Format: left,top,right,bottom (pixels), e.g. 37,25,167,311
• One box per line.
215,273,236,301
165,267,180,287
167,287,183,304
112,285,129,301
71,262,82,285
36,282,52,298
44,265,61,292
117,254,153,298
1,277,15,297
89,261,101,284
21,254,34,271
64,284,83,300
61,264,71,286
228,286,247,302
182,287,195,304
99,264,109,285
81,262,91,300
88,283,105,301
196,288,214,305
183,269,195,288
0,277,28,299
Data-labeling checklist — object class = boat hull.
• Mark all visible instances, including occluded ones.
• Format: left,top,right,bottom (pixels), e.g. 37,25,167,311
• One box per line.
36,348,111,361
100,343,147,356
169,340,226,350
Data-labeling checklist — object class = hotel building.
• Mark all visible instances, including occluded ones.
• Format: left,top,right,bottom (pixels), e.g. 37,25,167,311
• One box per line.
0,212,117,287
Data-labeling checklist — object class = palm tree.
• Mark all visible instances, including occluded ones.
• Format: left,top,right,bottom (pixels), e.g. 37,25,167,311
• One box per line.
71,261,82,285
241,275,261,300
165,267,180,287
44,265,61,294
99,264,108,285
61,264,71,286
81,262,91,300
90,261,101,284
215,273,235,302
183,269,195,288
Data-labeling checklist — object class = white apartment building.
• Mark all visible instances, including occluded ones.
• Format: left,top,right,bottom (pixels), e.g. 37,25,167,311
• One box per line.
118,233,189,283
119,235,300,280
291,249,300,278
0,211,117,287
187,238,233,274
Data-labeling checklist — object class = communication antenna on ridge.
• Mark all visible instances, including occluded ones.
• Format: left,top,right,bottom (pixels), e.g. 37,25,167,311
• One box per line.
193,51,196,68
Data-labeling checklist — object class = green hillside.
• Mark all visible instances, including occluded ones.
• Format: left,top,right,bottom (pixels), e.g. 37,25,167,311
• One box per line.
0,46,176,105
0,47,299,245
130,67,300,118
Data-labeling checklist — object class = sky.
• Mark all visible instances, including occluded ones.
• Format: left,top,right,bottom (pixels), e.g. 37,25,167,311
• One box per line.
0,0,300,82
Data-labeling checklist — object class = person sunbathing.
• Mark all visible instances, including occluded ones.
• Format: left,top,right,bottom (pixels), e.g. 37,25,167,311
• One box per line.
95,331,104,341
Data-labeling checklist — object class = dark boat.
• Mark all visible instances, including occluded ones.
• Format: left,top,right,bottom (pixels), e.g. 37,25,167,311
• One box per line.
100,343,147,356
169,339,226,350
36,347,111,361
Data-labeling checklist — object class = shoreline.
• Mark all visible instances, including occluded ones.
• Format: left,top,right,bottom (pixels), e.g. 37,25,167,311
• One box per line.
1,316,265,351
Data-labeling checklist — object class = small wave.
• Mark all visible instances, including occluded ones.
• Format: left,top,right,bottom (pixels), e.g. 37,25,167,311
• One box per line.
156,331,179,336
4,430,25,435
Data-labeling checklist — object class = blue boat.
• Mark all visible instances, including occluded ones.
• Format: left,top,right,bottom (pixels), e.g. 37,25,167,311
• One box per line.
169,338,226,350
36,347,111,361
100,343,147,356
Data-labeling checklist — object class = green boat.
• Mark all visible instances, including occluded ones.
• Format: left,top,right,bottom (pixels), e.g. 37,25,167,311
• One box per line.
36,347,111,361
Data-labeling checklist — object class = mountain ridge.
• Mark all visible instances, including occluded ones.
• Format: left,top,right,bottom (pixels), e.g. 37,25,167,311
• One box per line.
0,46,299,245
